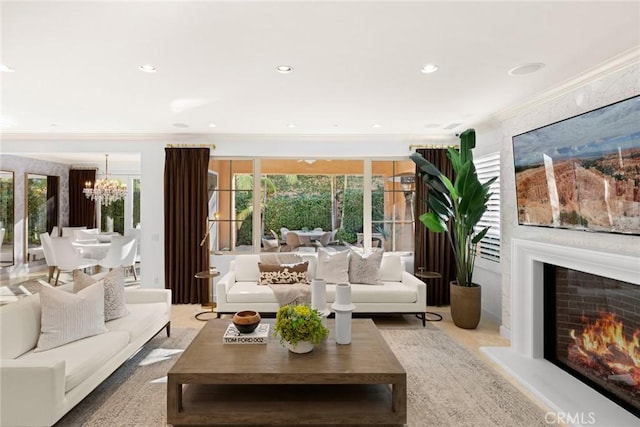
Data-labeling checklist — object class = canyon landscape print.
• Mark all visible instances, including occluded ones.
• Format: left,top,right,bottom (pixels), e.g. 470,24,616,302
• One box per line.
513,95,640,235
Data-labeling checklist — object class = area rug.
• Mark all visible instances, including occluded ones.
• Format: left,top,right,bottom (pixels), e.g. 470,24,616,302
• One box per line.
54,325,548,427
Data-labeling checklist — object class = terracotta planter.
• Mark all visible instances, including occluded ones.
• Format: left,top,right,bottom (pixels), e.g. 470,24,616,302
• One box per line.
450,282,481,329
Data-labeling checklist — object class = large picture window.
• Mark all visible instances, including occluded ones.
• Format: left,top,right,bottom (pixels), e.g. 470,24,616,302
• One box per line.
207,158,414,254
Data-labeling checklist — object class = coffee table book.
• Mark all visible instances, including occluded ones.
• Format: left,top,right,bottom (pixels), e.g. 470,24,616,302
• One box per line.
223,323,269,344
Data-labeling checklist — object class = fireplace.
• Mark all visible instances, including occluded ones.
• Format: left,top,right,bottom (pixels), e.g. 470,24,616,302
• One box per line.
482,239,640,426
543,265,640,417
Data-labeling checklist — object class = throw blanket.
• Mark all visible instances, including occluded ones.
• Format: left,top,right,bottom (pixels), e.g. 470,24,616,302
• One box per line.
268,283,312,306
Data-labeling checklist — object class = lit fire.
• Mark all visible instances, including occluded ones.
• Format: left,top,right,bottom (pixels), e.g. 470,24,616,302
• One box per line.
569,312,640,389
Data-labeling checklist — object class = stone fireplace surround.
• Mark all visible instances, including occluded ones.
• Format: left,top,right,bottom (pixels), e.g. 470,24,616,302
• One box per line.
482,239,639,426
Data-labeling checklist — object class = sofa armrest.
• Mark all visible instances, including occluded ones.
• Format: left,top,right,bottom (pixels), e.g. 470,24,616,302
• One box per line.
0,359,65,426
125,288,171,305
401,271,428,306
215,271,236,305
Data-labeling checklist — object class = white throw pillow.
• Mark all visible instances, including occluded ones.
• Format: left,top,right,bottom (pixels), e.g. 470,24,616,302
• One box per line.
348,249,384,285
315,248,350,284
380,254,403,282
35,282,107,352
74,268,128,321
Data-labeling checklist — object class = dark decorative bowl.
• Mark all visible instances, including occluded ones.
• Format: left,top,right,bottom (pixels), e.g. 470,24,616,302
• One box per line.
232,310,261,334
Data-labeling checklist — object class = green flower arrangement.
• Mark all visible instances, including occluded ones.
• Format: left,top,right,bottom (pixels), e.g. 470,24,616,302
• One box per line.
274,304,329,346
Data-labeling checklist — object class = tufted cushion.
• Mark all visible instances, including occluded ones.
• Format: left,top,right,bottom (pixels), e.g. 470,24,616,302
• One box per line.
315,248,349,284
258,261,309,285
348,249,384,285
35,282,107,352
74,268,128,321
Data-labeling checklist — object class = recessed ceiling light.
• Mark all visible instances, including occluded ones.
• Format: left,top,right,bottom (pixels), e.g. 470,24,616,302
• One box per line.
138,64,157,73
421,64,439,74
0,64,15,73
287,123,296,128
508,62,545,76
50,123,57,127
173,123,188,128
208,123,217,128
277,65,293,74
372,124,381,128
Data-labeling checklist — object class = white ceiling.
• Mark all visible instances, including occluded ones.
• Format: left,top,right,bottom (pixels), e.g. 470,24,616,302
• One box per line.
1,1,639,137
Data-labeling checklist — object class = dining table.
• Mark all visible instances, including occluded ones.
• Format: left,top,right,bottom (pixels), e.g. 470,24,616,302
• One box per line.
72,241,111,260
291,230,325,246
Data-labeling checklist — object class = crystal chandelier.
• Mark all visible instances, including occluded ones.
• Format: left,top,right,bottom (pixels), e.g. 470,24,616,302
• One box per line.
83,154,127,206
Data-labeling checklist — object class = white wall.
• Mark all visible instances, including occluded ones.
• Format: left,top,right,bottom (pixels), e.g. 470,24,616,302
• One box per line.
499,62,640,336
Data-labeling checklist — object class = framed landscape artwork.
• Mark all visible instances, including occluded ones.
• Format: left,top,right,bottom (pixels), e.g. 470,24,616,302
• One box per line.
512,95,640,235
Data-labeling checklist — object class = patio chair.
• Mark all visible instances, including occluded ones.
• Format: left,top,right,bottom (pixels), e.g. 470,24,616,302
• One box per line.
283,231,302,252
280,227,289,240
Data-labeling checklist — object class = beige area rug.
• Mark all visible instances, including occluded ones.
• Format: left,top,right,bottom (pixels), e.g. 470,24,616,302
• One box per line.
54,324,547,427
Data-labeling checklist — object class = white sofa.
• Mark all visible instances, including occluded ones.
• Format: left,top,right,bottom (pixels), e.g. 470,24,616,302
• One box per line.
216,252,427,325
0,285,171,427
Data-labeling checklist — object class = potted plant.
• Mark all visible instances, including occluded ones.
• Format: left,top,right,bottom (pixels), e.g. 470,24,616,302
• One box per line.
410,129,496,329
274,304,329,353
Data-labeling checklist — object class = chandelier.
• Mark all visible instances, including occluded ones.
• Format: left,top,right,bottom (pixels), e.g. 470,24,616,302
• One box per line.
83,154,127,206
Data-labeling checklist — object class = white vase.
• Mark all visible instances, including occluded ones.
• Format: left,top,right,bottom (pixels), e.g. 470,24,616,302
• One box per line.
331,283,356,345
284,340,314,354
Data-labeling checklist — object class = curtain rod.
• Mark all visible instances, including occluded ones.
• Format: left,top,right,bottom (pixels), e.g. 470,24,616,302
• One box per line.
409,144,458,150
165,143,216,149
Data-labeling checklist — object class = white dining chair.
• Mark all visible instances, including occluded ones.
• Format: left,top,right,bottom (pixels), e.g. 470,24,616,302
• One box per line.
98,235,138,280
50,236,99,285
39,233,57,283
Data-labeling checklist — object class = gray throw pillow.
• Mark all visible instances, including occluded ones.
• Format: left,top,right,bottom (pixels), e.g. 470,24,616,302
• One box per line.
74,267,128,321
348,249,384,285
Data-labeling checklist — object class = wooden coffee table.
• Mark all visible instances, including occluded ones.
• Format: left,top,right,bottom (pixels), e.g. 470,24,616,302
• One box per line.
167,319,406,426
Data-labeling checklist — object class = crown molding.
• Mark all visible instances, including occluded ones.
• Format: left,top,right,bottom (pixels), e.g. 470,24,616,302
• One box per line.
1,132,458,144
493,47,640,122
0,132,215,142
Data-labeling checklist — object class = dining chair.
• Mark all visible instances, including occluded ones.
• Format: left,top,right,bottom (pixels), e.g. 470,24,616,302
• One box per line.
39,233,57,283
283,231,302,252
98,235,138,280
50,225,60,237
280,227,289,240
50,236,99,285
313,231,333,249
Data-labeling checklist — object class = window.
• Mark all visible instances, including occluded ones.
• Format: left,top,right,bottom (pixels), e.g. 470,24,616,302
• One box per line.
474,152,500,262
371,160,416,252
206,158,416,254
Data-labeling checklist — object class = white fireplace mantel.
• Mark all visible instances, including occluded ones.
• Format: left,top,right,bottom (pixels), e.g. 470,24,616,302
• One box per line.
482,238,639,427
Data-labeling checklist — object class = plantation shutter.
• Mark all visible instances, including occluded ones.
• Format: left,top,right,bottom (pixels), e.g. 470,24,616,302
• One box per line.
474,152,500,262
